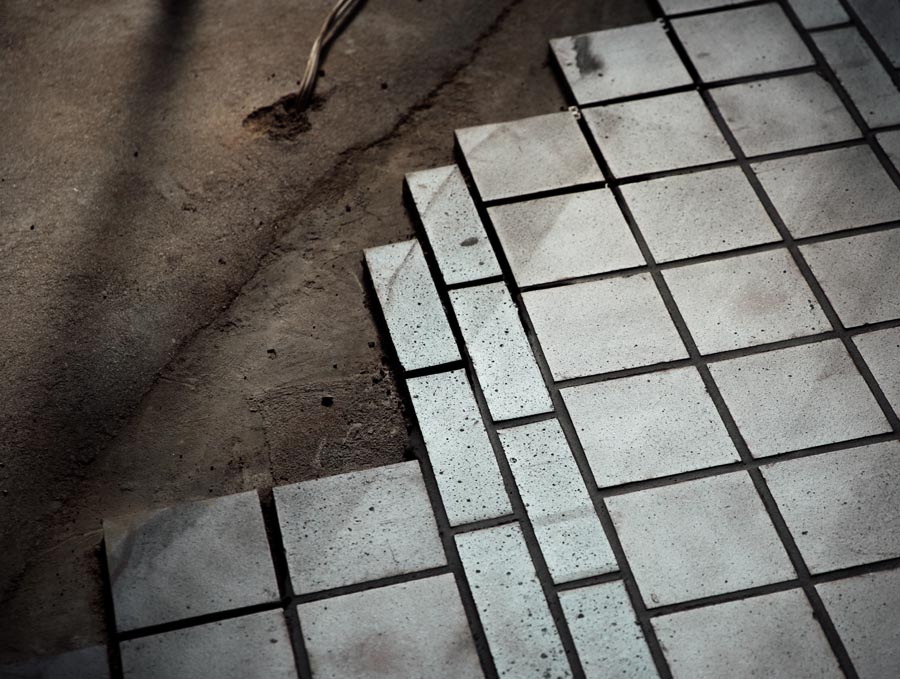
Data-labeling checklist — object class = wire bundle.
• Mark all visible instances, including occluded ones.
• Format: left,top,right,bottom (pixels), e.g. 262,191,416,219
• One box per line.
297,0,365,107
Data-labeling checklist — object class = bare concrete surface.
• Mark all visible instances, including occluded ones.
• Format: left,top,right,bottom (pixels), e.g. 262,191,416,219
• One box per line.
0,0,647,662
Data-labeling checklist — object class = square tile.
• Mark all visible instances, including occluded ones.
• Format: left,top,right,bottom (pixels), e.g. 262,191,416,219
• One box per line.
709,340,890,457
274,461,446,594
788,0,849,28
659,0,742,12
802,228,900,327
879,130,900,172
562,366,738,487
584,91,733,178
455,112,603,202
487,188,644,287
847,0,900,68
622,166,779,263
298,574,483,679
103,491,278,632
712,73,859,156
854,326,900,413
674,4,814,82
550,21,691,105
763,441,900,573
753,145,900,238
664,249,830,354
607,472,795,606
524,274,688,381
653,590,842,679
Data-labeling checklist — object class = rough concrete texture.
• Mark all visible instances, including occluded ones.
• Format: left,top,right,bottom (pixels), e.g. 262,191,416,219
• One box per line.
0,0,648,661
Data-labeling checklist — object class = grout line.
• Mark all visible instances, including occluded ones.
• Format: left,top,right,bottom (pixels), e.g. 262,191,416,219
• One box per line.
492,411,557,429
115,601,285,643
98,539,124,679
833,0,900,92
401,359,466,380
448,514,518,535
555,571,625,592
482,178,607,208
291,566,454,606
807,21,855,33
661,0,769,20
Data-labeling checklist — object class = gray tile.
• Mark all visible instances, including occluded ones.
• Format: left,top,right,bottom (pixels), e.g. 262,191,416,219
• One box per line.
607,472,795,607
879,130,900,171
455,523,572,679
753,145,900,238
854,326,900,413
364,240,460,372
0,646,110,679
818,568,900,679
653,590,842,679
584,91,732,178
559,581,658,679
405,166,502,286
103,491,278,632
562,366,738,487
712,73,859,156
847,0,900,68
500,420,616,583
299,574,483,679
450,283,552,421
802,228,900,327
455,112,603,202
407,369,511,526
120,610,297,679
524,275,688,381
659,0,742,13
488,189,644,287
788,0,849,28
622,166,779,263
710,340,890,457
664,249,830,354
274,461,446,594
763,441,900,573
674,4,813,82
550,21,691,105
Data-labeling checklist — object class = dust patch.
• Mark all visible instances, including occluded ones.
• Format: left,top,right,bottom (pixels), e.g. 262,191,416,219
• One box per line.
243,92,328,141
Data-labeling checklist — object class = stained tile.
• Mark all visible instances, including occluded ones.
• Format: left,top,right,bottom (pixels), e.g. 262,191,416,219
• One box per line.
854,326,900,413
788,0,849,28
847,0,900,68
879,130,900,171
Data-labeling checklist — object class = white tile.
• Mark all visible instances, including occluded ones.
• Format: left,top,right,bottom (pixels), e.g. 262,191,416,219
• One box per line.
712,73,859,156
664,249,830,354
653,590,842,679
405,166,502,286
488,189,644,287
563,367,738,487
763,441,900,572
674,4,813,82
406,369,511,526
450,283,552,421
456,112,603,202
847,0,900,68
854,326,900,413
788,0,849,28
659,0,742,13
879,130,900,172
500,420,616,583
524,274,688,381
560,581,658,679
365,240,460,372
550,21,691,105
455,523,572,679
710,340,890,457
584,91,732,178
607,472,795,607
299,574,483,679
274,461,446,594
622,166,779,262
753,145,900,238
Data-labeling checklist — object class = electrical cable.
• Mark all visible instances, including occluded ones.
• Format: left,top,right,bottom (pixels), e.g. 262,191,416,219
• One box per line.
297,0,365,108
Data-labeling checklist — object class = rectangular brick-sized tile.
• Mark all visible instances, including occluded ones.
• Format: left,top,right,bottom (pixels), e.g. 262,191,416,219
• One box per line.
854,326,900,413
674,4,813,83
712,73,859,156
788,0,848,28
364,240,459,372
658,0,742,13
274,461,446,594
524,274,688,381
406,369,511,526
405,166,501,286
664,249,830,354
500,420,616,583
120,610,297,679
753,145,900,238
802,229,900,327
560,581,658,679
550,21,691,105
710,340,890,457
455,111,602,202
847,0,900,68
583,91,732,178
763,441,900,573
817,568,900,679
487,188,644,288
103,490,278,632
455,523,572,679
653,589,842,679
450,283,552,421
0,645,110,679
622,166,779,263
298,574,483,679
563,366,738,487
879,130,900,172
